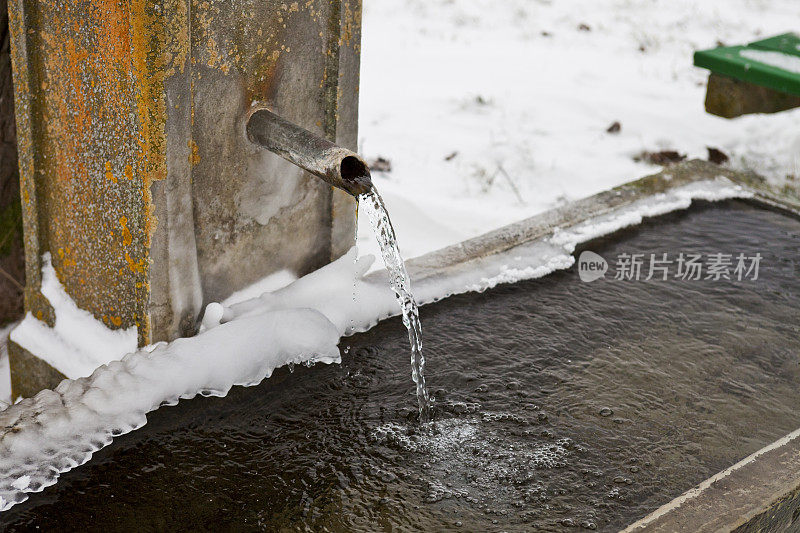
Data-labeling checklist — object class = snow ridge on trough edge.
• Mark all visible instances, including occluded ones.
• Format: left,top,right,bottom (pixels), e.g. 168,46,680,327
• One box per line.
0,309,341,511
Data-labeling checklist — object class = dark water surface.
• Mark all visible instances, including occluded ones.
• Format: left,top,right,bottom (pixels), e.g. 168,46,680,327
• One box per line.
2,200,800,532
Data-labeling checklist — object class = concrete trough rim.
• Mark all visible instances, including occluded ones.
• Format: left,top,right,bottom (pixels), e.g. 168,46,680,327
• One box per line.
622,427,800,532
399,159,799,285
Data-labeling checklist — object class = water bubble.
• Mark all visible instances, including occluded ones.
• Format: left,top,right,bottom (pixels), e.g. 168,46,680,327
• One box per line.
598,407,613,417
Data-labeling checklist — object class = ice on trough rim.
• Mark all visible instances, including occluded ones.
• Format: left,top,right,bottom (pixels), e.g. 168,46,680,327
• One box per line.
0,308,342,511
0,177,750,512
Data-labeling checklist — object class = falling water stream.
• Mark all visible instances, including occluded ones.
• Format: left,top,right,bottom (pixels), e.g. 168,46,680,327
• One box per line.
359,189,431,422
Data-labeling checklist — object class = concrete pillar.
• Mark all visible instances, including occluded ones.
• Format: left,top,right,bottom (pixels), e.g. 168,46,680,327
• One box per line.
6,0,361,397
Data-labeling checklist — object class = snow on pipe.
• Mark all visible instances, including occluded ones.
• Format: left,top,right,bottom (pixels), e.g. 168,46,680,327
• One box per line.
246,108,373,197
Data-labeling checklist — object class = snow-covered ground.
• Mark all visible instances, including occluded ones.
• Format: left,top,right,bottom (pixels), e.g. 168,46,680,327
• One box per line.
356,0,800,262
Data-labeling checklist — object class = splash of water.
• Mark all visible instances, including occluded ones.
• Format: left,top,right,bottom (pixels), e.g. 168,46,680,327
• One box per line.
359,189,431,422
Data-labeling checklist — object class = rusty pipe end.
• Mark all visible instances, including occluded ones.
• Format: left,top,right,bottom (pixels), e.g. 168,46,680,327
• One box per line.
246,108,373,197
326,149,373,197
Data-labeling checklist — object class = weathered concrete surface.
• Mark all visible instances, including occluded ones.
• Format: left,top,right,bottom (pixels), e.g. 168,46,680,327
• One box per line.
705,72,800,118
7,0,361,397
8,341,64,400
735,489,800,533
188,0,360,307
623,427,800,532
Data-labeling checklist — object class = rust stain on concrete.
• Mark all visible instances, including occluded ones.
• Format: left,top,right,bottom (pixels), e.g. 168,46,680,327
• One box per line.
7,0,182,344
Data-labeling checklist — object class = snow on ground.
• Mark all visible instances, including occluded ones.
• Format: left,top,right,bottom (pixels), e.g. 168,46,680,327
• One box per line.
357,0,800,263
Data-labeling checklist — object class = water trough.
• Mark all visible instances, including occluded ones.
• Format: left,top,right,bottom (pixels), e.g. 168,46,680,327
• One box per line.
1,160,799,531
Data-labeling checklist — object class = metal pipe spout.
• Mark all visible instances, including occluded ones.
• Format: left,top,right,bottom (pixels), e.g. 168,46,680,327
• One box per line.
246,108,373,196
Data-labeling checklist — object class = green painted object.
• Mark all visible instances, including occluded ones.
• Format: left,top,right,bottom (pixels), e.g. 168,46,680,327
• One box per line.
694,33,800,96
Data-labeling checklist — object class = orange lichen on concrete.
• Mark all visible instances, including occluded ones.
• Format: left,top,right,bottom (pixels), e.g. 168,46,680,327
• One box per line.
105,162,118,183
341,0,361,49
119,216,132,246
125,251,146,274
189,140,200,165
6,0,181,345
56,247,77,268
